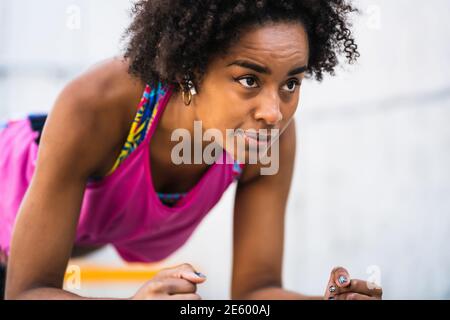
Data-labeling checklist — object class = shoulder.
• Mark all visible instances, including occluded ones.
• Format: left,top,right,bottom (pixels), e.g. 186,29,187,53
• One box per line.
62,56,145,118
238,119,297,185
43,56,146,177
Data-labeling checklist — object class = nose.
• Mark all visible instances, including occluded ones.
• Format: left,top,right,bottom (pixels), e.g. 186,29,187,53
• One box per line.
254,91,283,126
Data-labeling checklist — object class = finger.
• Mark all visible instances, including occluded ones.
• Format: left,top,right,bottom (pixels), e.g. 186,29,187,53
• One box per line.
168,293,202,300
164,278,197,295
163,263,207,284
325,266,351,299
335,292,378,300
331,266,351,288
332,279,383,297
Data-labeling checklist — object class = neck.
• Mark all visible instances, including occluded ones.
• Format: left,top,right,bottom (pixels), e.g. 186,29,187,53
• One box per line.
151,90,216,166
157,90,197,139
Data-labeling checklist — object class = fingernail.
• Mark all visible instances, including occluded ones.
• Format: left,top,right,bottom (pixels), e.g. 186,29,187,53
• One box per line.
338,275,348,285
328,296,335,300
194,271,207,279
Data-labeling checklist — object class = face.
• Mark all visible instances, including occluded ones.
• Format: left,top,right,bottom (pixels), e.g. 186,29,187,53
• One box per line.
190,21,309,162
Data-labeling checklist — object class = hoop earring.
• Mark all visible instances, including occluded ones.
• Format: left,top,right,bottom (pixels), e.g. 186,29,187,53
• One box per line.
181,88,192,106
180,79,197,106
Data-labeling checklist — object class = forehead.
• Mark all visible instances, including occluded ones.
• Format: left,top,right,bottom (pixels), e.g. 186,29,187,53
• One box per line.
225,22,309,66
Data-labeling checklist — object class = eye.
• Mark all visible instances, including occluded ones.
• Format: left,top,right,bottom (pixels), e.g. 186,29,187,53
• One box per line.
282,79,301,93
236,76,259,89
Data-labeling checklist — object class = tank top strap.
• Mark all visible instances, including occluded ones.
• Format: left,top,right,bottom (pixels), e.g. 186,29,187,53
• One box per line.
106,82,172,176
145,82,174,142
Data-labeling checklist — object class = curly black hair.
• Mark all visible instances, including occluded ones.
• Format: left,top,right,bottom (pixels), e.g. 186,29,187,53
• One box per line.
122,0,360,92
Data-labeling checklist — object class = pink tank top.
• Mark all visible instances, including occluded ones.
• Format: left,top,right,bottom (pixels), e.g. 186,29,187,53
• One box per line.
0,83,243,262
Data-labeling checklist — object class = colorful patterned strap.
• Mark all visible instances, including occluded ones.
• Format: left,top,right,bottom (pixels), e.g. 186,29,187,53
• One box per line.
107,83,166,176
157,192,187,207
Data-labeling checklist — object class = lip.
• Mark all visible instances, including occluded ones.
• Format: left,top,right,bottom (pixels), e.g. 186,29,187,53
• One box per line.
244,131,271,140
240,131,271,146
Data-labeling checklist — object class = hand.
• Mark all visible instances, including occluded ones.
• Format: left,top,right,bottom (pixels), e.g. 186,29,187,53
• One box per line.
324,266,383,300
132,263,207,300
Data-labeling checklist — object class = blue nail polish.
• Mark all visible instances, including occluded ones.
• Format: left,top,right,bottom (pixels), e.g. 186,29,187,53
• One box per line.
194,271,207,278
338,275,348,285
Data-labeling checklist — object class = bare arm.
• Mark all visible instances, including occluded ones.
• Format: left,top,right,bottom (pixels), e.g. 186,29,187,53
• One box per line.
5,57,143,300
231,119,319,300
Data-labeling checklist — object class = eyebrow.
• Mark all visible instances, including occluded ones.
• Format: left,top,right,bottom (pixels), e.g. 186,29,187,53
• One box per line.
227,60,308,76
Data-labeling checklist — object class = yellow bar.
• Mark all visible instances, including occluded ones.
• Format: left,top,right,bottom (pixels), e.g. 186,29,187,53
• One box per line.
64,264,161,283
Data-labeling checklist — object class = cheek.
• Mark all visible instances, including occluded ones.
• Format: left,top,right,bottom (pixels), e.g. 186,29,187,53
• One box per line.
194,105,230,138
284,91,301,116
288,101,299,117
199,96,247,129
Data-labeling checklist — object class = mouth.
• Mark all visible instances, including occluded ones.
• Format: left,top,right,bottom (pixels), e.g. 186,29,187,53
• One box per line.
235,129,273,147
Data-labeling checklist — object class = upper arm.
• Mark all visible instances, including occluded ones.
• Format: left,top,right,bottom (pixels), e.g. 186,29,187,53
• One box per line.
6,57,142,299
231,119,297,299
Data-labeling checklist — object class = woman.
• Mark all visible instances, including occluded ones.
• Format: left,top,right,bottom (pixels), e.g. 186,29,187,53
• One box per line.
0,0,382,300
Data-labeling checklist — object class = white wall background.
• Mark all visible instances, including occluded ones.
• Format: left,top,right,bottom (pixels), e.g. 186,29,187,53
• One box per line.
1,0,449,299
